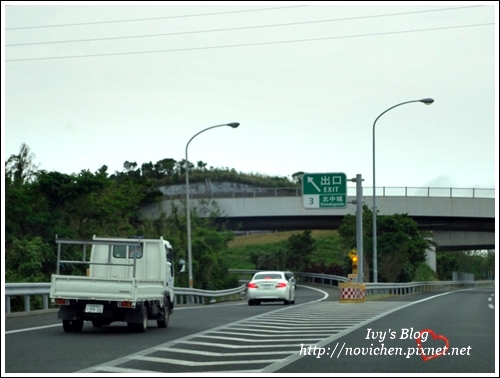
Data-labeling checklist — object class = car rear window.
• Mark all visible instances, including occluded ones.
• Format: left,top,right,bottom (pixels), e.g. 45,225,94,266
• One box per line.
254,273,283,280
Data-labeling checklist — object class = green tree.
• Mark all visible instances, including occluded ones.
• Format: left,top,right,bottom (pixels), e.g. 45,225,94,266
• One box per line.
338,205,428,282
141,198,237,289
5,142,39,185
484,250,495,279
436,253,459,280
452,250,494,280
5,237,54,282
4,143,301,287
284,230,316,272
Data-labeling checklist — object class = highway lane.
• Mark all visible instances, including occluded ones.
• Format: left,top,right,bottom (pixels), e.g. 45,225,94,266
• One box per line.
4,284,329,373
273,287,496,374
6,286,495,374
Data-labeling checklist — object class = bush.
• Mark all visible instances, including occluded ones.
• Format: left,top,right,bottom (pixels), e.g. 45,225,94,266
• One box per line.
413,262,437,281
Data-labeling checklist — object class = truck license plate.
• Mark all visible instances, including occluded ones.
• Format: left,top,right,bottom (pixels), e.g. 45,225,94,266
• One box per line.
85,304,104,313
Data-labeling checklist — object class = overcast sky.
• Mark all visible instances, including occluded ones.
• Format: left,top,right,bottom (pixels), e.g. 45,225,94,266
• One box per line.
2,1,498,191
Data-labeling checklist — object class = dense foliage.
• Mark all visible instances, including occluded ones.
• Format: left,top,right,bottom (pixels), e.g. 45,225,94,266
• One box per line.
5,144,301,292
437,250,495,280
337,204,429,283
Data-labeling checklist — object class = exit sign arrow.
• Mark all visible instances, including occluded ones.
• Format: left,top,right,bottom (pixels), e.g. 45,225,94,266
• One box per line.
307,176,321,192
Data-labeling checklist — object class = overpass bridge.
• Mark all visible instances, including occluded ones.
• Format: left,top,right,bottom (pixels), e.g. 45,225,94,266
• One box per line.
140,184,495,253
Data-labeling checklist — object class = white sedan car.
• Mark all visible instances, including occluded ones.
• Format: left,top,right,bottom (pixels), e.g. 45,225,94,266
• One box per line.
247,271,296,306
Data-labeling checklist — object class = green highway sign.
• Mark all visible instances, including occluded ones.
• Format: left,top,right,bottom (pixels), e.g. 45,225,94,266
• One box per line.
302,172,347,209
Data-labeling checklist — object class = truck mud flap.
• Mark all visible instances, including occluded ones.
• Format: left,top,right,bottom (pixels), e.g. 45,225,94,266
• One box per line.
124,306,144,324
58,306,78,320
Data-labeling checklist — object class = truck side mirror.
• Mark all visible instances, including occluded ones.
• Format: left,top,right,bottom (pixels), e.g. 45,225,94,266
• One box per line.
178,258,186,273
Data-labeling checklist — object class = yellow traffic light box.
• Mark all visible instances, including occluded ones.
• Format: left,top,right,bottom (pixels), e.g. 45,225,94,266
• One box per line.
351,255,358,275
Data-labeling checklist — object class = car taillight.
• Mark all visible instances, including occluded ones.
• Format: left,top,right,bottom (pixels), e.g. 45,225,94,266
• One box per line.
54,298,69,305
276,282,287,288
248,282,258,288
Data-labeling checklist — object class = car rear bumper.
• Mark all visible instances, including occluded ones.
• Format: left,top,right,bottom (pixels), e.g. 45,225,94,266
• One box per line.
247,289,288,301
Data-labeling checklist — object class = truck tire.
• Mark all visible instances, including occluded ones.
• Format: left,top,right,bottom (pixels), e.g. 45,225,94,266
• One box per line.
92,320,103,327
137,306,148,333
72,319,84,332
157,299,170,329
63,319,84,332
63,320,72,332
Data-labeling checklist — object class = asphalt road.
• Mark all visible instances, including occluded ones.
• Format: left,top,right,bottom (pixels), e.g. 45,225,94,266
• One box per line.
4,285,496,374
273,287,496,373
4,284,331,373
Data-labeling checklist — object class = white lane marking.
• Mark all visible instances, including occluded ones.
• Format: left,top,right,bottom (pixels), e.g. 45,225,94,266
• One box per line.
226,325,351,331
130,355,279,366
488,304,494,309
178,341,302,348
209,330,334,337
195,334,324,342
155,347,293,356
90,366,161,373
5,324,60,334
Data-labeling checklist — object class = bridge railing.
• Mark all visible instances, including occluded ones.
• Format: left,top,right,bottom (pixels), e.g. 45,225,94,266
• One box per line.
4,283,246,315
161,186,495,199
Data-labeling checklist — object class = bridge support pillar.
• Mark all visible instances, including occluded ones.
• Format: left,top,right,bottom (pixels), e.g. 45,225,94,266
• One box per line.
425,240,436,273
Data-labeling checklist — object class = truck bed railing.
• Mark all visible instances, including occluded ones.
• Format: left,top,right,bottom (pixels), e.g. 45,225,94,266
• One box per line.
55,236,143,277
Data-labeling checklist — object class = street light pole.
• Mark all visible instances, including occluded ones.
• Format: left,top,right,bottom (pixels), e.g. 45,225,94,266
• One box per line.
185,122,240,288
372,98,433,283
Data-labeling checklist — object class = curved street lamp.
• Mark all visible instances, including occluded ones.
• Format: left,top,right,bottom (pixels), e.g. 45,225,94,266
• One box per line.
372,98,433,283
185,122,240,288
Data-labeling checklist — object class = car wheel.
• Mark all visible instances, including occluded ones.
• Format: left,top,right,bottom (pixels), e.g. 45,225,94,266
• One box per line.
248,300,254,306
255,300,261,305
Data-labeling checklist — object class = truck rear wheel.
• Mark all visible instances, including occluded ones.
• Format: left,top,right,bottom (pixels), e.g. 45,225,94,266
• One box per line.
137,306,148,333
157,299,170,328
72,320,84,332
63,320,72,332
63,319,84,332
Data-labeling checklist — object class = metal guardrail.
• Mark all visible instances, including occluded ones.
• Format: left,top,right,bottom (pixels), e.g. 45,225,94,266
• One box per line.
228,269,350,284
173,285,246,305
362,280,494,296
228,269,494,296
4,283,247,315
161,186,495,199
5,283,52,315
5,274,494,315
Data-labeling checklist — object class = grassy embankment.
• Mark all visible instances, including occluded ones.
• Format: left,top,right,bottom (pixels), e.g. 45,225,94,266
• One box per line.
224,229,343,270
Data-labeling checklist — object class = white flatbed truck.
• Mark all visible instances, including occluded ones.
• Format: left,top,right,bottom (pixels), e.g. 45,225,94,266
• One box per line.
50,235,178,333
